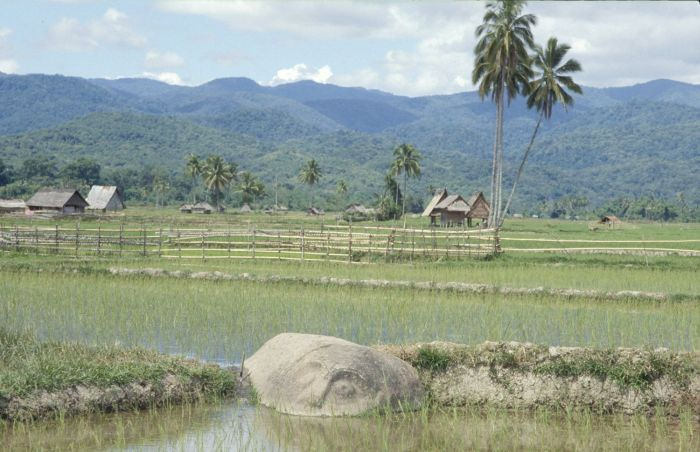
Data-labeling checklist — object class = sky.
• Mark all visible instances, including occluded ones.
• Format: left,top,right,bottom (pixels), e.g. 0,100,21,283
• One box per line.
1,0,699,96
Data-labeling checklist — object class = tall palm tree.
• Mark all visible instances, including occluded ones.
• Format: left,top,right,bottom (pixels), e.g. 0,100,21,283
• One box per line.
336,179,348,207
500,37,582,225
184,154,201,203
238,171,266,205
298,159,322,208
202,155,235,209
391,143,421,226
472,0,536,227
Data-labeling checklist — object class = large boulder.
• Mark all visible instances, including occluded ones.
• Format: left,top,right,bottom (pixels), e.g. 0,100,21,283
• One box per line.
244,333,424,416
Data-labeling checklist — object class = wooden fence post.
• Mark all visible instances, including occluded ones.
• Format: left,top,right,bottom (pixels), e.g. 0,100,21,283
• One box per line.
348,224,352,263
158,227,163,257
119,224,123,257
278,231,282,261
55,225,59,254
177,229,182,259
252,228,256,260
368,233,372,263
34,226,39,254
228,225,232,259
142,225,147,257
75,223,79,257
301,226,305,261
97,225,101,256
326,233,330,260
14,225,19,252
201,230,205,261
411,229,415,262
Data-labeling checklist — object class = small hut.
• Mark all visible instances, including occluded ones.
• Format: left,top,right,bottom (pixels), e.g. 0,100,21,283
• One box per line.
86,185,125,212
240,203,252,213
599,215,621,228
0,199,26,214
307,207,324,216
422,189,490,227
179,204,193,213
25,188,88,214
192,202,214,214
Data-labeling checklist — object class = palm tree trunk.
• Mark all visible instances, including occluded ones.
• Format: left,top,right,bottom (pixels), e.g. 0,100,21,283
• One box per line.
499,111,544,227
489,88,504,228
402,171,407,228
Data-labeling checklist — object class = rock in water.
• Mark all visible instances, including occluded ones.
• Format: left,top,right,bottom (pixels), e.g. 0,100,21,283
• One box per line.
244,333,423,416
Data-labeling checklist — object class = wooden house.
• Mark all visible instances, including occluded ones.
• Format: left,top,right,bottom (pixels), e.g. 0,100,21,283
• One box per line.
422,189,490,227
0,199,26,214
25,188,88,214
86,185,125,212
599,215,621,228
192,202,214,214
307,207,324,216
180,204,193,213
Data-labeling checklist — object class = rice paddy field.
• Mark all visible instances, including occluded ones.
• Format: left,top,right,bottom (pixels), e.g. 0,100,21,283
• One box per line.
1,212,698,450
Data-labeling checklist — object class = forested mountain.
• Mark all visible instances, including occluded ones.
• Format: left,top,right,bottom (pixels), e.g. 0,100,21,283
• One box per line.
0,72,698,212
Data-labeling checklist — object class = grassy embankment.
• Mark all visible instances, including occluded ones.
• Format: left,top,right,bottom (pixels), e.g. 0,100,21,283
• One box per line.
0,328,237,422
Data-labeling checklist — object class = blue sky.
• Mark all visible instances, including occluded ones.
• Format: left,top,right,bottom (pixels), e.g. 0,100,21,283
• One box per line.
1,1,699,96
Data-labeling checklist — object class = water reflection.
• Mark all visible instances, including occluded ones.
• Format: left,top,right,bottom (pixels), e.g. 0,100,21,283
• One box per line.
3,402,697,451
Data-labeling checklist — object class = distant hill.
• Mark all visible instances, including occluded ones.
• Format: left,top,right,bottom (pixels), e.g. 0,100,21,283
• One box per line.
0,73,698,210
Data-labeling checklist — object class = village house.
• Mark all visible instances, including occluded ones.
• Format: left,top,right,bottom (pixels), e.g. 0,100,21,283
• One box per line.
25,188,89,214
0,199,26,214
86,185,125,212
192,201,214,214
179,204,193,213
421,189,490,227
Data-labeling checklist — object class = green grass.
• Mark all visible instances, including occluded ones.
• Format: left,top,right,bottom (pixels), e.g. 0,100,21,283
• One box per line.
1,271,697,367
0,327,236,404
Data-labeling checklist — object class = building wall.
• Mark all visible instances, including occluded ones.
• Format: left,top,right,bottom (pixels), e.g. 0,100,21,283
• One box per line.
440,211,466,226
468,199,490,219
104,195,124,211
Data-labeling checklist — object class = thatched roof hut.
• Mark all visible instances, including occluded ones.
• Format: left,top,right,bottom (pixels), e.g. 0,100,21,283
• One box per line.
422,189,490,227
180,204,193,213
26,188,88,214
86,185,125,211
0,199,26,214
192,202,214,214
240,203,252,213
307,207,324,216
599,215,621,227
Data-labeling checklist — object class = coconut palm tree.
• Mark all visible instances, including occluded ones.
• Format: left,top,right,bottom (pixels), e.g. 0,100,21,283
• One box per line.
184,154,202,203
336,179,348,207
202,155,235,209
391,143,421,227
298,159,322,208
500,37,582,225
238,171,266,205
472,0,536,227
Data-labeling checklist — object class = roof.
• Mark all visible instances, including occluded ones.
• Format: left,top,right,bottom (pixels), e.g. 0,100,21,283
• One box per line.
345,203,372,214
86,185,123,209
26,188,88,209
0,199,26,209
193,202,214,211
180,204,193,210
446,199,470,213
600,215,621,223
421,188,448,216
435,194,466,210
240,203,252,212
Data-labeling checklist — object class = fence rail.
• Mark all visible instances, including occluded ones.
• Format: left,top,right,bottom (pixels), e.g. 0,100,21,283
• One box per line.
0,223,499,262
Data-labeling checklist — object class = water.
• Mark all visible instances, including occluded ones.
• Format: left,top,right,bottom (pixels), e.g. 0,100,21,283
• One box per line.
3,401,697,451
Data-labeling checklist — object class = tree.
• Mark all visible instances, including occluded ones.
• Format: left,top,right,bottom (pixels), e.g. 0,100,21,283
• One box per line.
202,155,236,209
184,154,202,203
500,36,582,225
19,156,58,182
472,0,536,227
59,158,101,189
298,159,322,207
238,171,266,204
0,159,13,186
152,175,170,208
336,180,348,207
391,143,421,226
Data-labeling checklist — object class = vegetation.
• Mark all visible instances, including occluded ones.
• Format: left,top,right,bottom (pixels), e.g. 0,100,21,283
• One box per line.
298,158,322,207
0,327,236,419
472,0,535,226
391,143,422,224
501,36,583,224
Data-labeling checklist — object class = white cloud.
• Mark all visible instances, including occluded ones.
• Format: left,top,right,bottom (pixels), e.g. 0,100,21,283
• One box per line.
46,8,145,51
145,51,184,69
0,59,19,73
269,64,333,85
142,71,185,85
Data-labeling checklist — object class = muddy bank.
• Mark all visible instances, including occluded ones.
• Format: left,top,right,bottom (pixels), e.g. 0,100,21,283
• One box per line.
107,267,676,302
377,341,700,415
